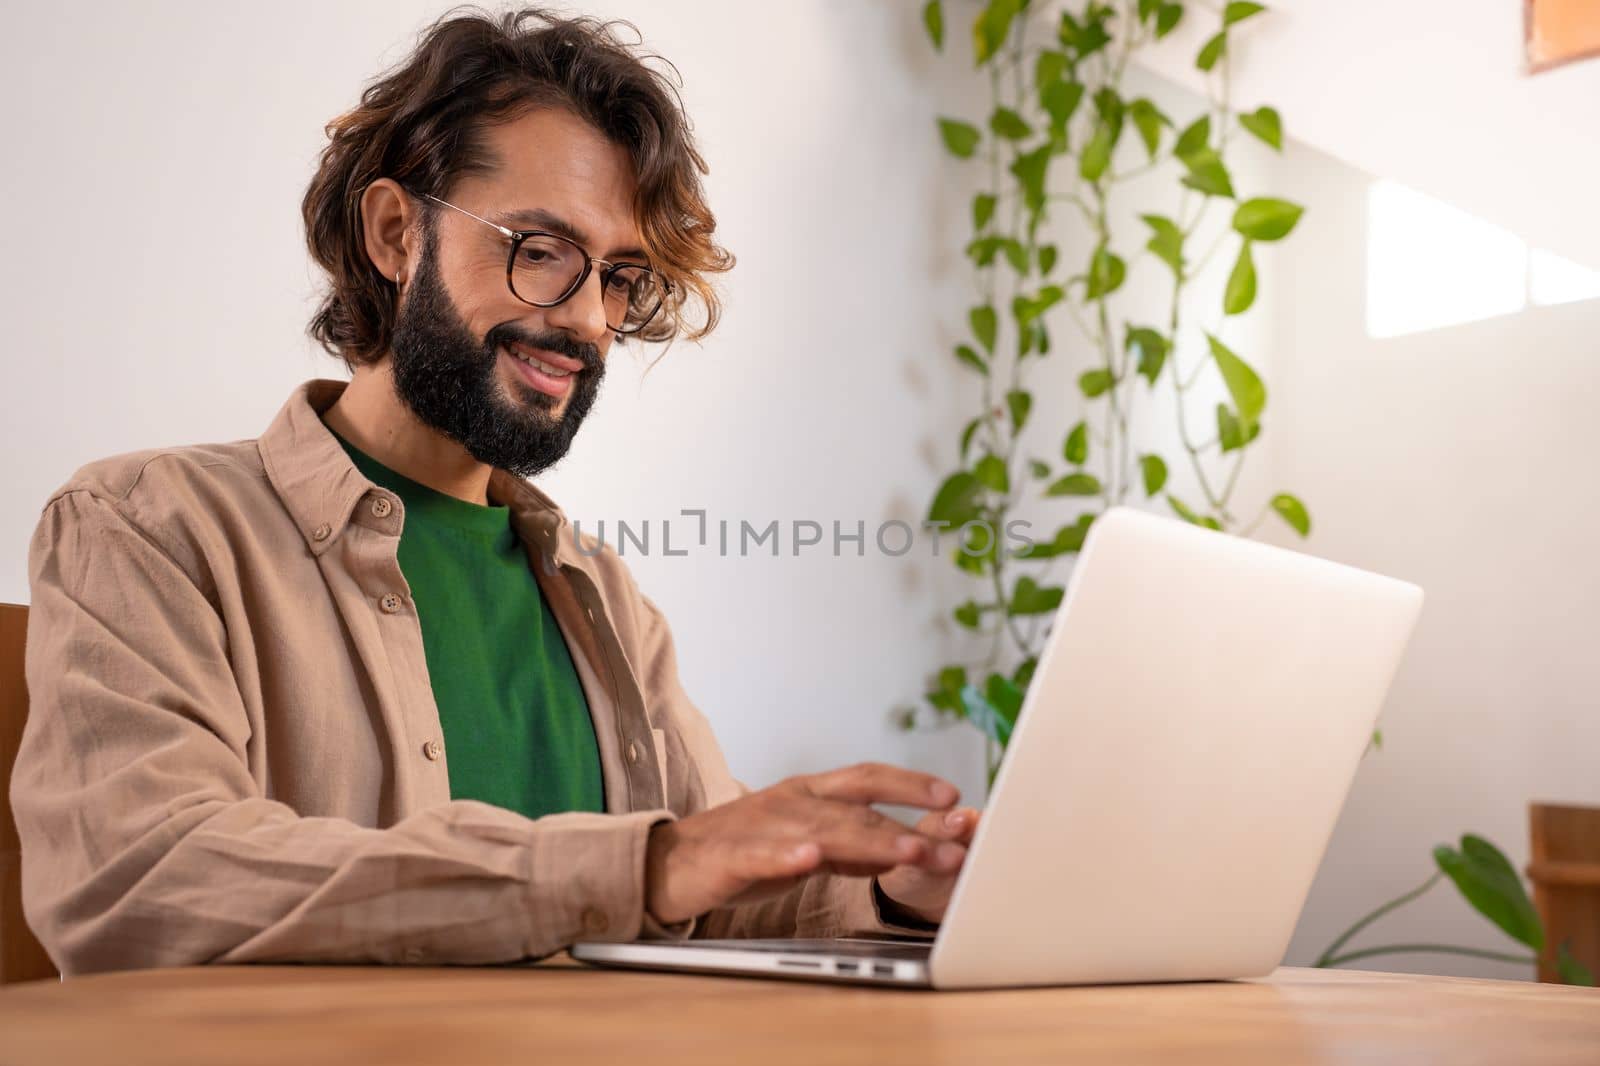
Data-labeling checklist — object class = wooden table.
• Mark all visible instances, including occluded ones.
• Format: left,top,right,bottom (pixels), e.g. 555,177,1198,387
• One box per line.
0,959,1596,1065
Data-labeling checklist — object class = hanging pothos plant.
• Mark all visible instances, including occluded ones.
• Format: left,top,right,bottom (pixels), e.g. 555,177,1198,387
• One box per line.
910,0,1311,782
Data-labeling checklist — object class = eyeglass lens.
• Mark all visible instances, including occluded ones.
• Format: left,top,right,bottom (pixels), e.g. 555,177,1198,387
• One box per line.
511,235,665,334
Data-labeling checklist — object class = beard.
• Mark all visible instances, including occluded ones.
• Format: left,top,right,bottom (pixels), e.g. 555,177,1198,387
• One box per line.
387,220,606,479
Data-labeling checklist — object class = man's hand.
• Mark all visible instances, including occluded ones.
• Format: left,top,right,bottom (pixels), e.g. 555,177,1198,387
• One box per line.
874,805,982,925
643,762,968,926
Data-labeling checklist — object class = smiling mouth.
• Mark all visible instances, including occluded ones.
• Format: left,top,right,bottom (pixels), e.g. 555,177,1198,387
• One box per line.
502,342,582,400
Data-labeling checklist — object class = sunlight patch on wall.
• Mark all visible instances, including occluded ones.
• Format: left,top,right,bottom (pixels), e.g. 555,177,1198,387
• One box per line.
1365,180,1600,339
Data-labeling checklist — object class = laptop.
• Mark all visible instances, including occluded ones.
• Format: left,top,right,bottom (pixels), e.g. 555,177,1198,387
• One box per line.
571,505,1425,989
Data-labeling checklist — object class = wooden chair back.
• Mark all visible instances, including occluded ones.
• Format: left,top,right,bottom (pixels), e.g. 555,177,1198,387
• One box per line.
1,603,58,983
1528,802,1600,983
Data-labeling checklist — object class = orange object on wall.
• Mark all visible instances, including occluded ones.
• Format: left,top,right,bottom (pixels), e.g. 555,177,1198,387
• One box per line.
1526,0,1600,72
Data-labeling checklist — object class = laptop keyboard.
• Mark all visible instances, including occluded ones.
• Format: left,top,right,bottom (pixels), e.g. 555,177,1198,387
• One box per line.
689,937,934,961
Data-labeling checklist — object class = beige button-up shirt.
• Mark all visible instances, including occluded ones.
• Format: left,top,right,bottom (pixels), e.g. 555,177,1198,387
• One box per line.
13,378,927,976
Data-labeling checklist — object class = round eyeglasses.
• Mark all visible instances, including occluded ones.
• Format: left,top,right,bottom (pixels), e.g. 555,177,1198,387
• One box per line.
422,193,670,336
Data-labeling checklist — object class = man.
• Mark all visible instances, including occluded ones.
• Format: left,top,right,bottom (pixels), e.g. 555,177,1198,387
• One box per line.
12,8,978,976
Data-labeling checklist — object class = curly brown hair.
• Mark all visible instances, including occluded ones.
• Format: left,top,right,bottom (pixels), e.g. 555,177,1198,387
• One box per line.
302,5,733,369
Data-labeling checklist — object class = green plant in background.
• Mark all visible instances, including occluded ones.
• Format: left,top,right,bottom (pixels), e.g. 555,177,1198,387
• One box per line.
1314,834,1596,986
911,0,1311,782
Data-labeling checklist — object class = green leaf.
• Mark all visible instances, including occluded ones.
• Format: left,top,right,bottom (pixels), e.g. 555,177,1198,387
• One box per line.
1009,575,1064,616
1138,0,1162,22
961,679,1018,746
1128,99,1166,159
1015,514,1096,559
974,453,1009,493
953,601,983,629
1141,454,1168,496
1167,493,1222,530
967,236,1028,272
938,118,981,159
1079,368,1114,397
1206,333,1266,426
1013,656,1038,690
1434,836,1545,951
1028,458,1051,479
1038,244,1058,275
985,673,1024,722
1155,2,1184,37
1080,122,1115,182
1141,214,1186,277
959,417,981,459
1009,144,1052,212
973,0,1021,66
1091,87,1125,131
1223,1,1266,27
972,192,997,230
1041,79,1085,133
1174,115,1211,159
1224,239,1256,314
1233,197,1304,241
1557,943,1597,986
923,0,945,49
1017,319,1038,358
1012,285,1063,328
1059,9,1111,58
965,236,1001,266
1126,326,1170,384
1196,31,1227,72
927,471,982,527
990,106,1032,140
926,663,967,716
1006,388,1032,432
1046,472,1102,497
954,344,988,376
1179,148,1235,197
937,665,965,694
1086,245,1126,298
1002,239,1029,274
1239,106,1283,150
1035,49,1068,90
1216,403,1246,452
953,529,996,574
970,304,998,352
1271,493,1311,536
1063,421,1089,464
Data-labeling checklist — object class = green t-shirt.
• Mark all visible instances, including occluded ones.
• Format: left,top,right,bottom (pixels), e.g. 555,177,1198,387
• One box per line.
326,424,605,820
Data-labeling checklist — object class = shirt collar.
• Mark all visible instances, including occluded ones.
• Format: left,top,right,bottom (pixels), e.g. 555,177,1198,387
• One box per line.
258,378,586,568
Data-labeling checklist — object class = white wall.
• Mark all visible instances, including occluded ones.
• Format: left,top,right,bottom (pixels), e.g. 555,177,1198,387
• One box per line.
0,2,989,800
1133,0,1600,271
1263,138,1600,979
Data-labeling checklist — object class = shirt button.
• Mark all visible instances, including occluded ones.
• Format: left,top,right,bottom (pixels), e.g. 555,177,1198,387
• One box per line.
379,593,404,613
422,740,443,761
370,496,393,519
582,908,609,935
627,741,640,764
312,523,332,541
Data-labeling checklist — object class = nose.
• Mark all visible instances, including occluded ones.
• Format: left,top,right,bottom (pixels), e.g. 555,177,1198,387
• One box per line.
544,265,611,343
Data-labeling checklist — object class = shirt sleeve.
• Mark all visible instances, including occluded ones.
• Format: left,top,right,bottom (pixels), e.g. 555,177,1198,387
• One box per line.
11,489,688,975
630,593,940,941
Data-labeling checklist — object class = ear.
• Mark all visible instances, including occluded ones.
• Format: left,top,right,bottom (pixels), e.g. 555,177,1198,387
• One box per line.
359,178,419,286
